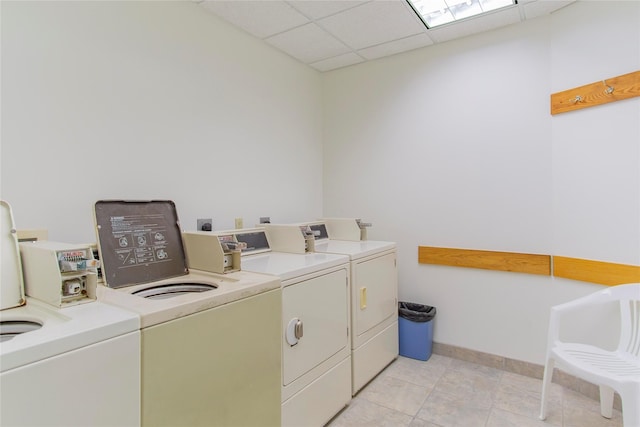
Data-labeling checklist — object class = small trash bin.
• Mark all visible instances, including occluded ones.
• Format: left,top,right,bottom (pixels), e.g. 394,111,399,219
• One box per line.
398,302,436,361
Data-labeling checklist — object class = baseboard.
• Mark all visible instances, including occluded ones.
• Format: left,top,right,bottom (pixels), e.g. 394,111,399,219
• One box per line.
432,342,622,411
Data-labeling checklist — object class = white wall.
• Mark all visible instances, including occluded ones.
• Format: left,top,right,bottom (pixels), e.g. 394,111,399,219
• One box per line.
550,1,640,266
323,1,639,364
0,1,323,243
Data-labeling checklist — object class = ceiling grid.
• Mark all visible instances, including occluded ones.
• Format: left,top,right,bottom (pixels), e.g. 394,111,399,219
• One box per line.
197,0,576,72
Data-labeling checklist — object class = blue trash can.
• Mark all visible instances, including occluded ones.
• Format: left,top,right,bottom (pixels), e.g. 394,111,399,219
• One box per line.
398,302,436,361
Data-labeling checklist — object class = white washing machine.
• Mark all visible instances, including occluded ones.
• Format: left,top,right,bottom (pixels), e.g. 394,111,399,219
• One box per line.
0,200,141,427
183,227,352,427
92,200,282,427
268,219,399,395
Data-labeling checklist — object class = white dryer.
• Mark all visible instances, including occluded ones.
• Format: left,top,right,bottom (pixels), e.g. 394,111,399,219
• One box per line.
0,200,140,427
183,227,352,427
92,200,282,427
269,219,399,395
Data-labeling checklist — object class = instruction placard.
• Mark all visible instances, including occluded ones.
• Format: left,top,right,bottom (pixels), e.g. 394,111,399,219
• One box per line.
94,200,188,288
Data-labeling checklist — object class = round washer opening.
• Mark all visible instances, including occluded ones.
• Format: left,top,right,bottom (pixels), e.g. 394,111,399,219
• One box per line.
0,320,43,342
132,283,218,300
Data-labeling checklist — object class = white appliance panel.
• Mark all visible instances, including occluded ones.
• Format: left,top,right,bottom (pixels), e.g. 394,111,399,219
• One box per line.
0,298,139,372
352,251,398,344
282,268,349,385
281,357,351,427
1,331,140,426
352,321,399,393
240,251,348,282
315,239,396,261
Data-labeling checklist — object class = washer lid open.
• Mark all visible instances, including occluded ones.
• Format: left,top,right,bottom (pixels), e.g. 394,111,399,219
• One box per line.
1,200,26,310
94,200,189,289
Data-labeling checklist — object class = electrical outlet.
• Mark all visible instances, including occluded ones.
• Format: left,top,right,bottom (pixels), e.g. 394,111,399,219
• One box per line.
234,217,243,229
197,218,213,232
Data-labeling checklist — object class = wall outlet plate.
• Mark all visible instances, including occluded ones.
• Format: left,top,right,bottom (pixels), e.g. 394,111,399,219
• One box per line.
197,218,213,231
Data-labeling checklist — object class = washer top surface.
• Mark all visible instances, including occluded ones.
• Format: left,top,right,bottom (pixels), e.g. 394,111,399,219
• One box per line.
0,297,139,372
96,270,280,328
240,251,349,282
314,239,396,260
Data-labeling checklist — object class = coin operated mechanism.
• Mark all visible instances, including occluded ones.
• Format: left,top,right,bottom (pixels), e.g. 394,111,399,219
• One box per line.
181,231,245,274
18,241,99,307
87,243,104,285
302,227,316,253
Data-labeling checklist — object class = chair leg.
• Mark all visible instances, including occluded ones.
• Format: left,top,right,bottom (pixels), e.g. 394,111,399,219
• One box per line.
619,385,640,427
539,357,554,420
599,385,614,419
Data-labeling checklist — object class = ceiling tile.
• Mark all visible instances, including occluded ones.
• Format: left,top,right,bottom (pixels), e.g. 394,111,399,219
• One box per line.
287,0,368,20
310,52,365,71
358,32,433,60
265,22,351,64
318,0,426,50
200,0,309,39
522,0,576,20
427,6,521,43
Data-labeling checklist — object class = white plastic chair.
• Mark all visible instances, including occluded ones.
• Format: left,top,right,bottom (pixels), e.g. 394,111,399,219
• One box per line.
539,283,640,426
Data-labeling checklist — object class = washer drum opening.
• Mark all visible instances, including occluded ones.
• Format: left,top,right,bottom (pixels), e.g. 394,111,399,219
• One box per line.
0,320,43,342
132,283,218,300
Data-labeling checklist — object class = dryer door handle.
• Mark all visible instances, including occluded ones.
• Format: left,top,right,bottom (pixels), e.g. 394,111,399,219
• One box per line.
286,318,303,346
295,320,303,339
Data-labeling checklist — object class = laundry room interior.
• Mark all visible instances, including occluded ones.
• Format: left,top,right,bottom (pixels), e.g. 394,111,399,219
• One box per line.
1,0,639,426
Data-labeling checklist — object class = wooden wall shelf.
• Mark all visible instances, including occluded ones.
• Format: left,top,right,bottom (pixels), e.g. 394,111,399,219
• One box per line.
550,70,640,115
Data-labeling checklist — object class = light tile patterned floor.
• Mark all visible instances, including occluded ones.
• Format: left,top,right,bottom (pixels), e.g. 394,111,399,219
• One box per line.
326,355,623,427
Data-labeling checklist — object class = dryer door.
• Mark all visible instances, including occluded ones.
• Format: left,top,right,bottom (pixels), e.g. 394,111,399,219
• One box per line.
352,251,398,348
282,268,349,386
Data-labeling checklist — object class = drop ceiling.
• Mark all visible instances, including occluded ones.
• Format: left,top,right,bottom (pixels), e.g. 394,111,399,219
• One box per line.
196,0,576,72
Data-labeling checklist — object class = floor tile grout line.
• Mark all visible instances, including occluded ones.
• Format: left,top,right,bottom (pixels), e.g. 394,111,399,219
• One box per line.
329,354,623,427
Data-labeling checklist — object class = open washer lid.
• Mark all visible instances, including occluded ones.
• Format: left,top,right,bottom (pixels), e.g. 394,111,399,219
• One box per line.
1,201,26,310
94,200,189,289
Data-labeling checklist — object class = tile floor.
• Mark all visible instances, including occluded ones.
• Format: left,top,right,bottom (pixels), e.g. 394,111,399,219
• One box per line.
326,355,623,427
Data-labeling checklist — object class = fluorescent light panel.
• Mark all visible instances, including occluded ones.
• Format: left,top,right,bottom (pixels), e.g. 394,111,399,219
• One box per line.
407,0,516,28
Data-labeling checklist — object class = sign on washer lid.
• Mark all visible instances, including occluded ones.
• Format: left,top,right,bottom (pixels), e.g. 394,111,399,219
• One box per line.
93,200,189,289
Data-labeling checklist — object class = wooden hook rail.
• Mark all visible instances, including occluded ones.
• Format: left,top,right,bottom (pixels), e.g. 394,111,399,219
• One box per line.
550,70,640,115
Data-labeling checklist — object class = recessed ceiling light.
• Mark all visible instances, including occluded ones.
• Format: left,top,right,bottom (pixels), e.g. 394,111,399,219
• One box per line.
407,0,517,28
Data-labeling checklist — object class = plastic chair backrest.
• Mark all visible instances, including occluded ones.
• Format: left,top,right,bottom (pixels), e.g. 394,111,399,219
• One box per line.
613,284,640,357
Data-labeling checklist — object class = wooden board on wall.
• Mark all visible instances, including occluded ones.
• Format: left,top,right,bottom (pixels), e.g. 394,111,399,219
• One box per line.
550,70,640,115
553,256,640,286
418,246,551,276
418,246,640,286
